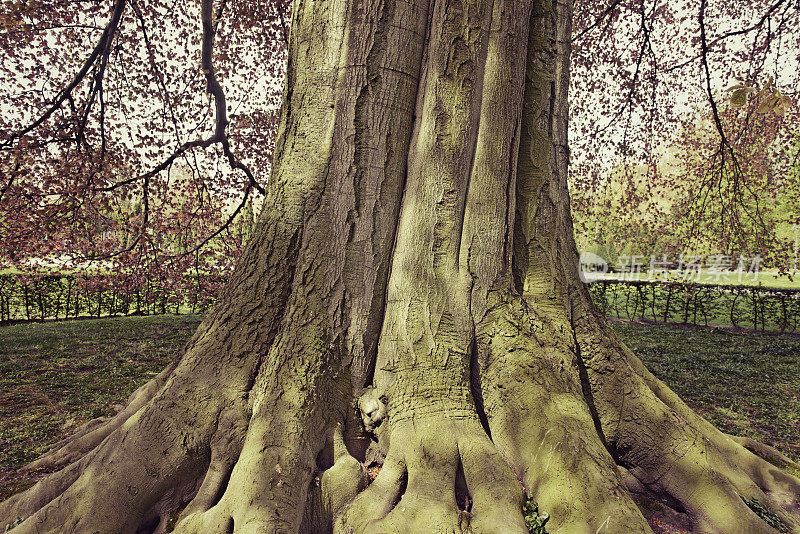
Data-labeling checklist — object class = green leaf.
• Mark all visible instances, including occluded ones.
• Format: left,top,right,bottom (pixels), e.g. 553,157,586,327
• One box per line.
756,94,779,114
523,498,550,534
729,88,752,108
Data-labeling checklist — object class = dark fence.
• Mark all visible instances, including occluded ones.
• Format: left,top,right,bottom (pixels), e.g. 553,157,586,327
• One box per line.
588,279,800,333
0,273,224,323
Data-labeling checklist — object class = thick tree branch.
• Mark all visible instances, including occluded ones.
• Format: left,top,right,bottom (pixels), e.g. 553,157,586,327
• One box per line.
93,0,264,260
103,0,264,195
699,0,733,160
200,0,263,195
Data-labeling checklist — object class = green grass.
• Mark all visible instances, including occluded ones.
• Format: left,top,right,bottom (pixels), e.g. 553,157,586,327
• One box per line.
601,269,800,289
611,320,800,460
0,315,202,499
0,315,797,503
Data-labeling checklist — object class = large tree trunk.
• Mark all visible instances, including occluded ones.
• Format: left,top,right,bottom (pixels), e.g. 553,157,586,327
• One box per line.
3,0,800,532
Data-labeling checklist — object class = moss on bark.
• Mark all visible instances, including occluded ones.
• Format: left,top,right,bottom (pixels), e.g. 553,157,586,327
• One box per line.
2,0,799,533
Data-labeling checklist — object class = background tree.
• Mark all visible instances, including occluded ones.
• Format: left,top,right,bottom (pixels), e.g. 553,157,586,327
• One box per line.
570,0,800,265
2,1,800,534
573,104,799,269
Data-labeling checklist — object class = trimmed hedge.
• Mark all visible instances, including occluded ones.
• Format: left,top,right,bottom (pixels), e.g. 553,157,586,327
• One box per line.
0,273,224,323
3,273,799,333
588,279,800,332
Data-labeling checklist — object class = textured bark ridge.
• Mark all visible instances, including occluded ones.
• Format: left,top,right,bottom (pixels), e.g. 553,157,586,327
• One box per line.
3,0,800,532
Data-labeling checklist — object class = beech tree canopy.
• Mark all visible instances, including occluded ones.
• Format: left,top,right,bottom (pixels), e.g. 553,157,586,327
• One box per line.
1,0,797,268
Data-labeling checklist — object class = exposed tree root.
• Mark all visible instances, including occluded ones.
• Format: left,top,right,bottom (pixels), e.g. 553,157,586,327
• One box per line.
172,408,248,525
323,424,371,521
573,304,800,534
310,294,800,534
3,302,800,533
477,296,653,533
727,435,800,473
172,312,356,534
333,410,526,533
0,342,260,534
317,313,797,534
0,450,89,524
3,287,799,534
25,361,179,473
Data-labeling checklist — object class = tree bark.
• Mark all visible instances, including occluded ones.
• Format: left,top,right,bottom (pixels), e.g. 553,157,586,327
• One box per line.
2,0,800,533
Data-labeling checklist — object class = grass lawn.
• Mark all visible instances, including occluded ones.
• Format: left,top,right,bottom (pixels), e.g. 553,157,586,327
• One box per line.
0,315,798,502
612,320,800,460
0,315,203,500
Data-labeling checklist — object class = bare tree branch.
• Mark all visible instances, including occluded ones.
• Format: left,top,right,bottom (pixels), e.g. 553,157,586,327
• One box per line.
665,0,791,72
0,157,23,205
573,0,625,43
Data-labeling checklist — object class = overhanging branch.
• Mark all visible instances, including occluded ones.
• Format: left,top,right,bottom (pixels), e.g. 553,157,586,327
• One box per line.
0,0,127,151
